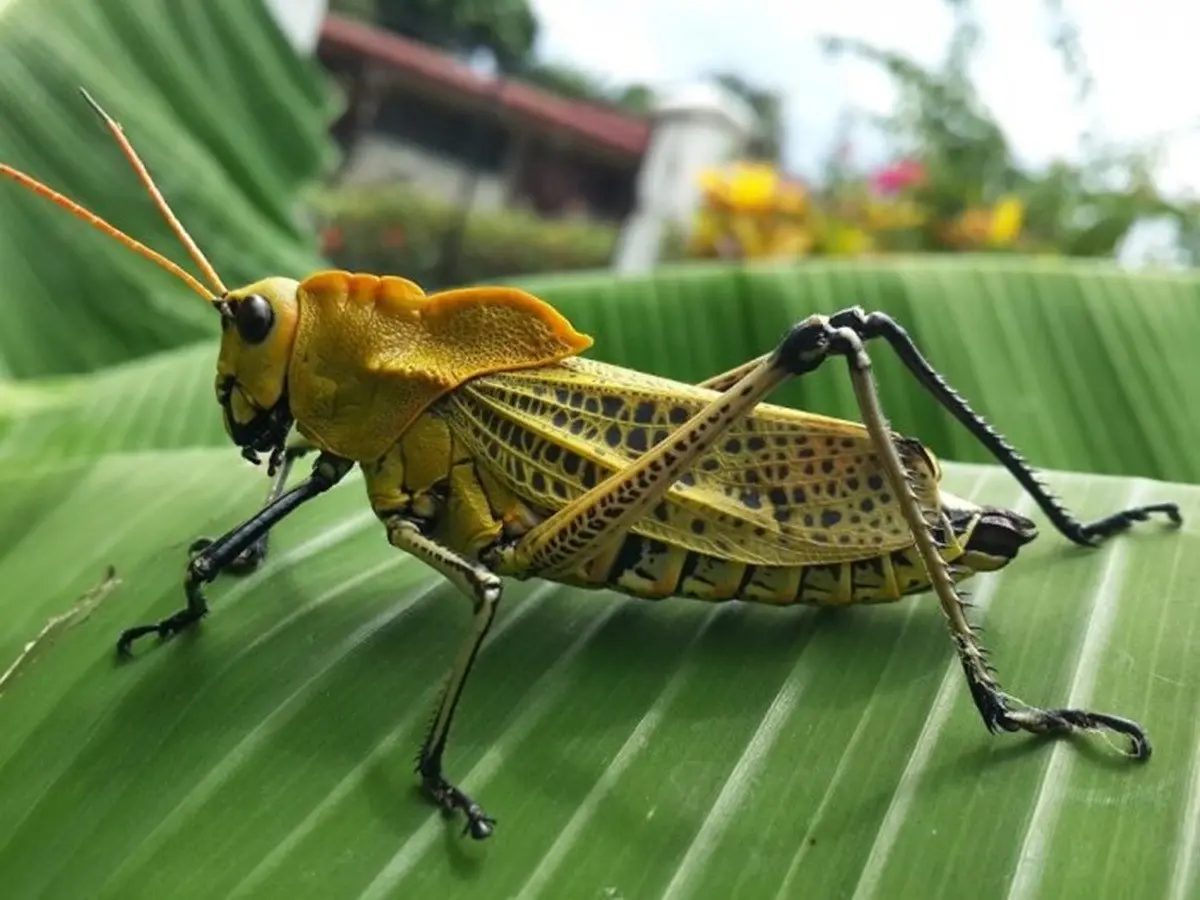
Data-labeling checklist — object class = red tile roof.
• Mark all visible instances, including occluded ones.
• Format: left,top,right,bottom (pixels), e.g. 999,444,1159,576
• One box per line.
319,15,652,160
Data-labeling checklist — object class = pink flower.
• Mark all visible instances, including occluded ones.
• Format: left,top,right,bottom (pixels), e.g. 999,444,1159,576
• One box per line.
322,226,343,254
871,159,926,195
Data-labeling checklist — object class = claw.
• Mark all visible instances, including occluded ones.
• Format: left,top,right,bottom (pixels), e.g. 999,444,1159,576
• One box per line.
422,771,496,840
1080,502,1183,545
463,812,496,840
114,606,206,658
1000,705,1152,761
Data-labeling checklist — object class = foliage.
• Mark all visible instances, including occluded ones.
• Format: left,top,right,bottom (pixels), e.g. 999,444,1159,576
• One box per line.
374,0,538,74
313,184,686,288
817,6,1200,263
329,0,377,20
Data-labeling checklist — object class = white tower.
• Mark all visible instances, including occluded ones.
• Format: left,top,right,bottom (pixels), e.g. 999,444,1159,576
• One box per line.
613,82,755,274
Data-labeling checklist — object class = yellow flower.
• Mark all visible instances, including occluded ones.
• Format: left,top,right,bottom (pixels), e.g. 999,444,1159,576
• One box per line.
694,162,819,259
698,168,733,209
725,162,780,214
988,195,1023,246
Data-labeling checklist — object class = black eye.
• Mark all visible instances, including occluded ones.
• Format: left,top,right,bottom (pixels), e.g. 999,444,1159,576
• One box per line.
234,294,274,344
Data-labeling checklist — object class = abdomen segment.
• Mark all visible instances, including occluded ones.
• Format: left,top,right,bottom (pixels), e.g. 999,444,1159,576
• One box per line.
562,531,972,606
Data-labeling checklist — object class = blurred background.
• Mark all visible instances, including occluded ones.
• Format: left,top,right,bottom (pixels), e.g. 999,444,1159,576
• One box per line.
0,0,1196,482
315,0,1200,283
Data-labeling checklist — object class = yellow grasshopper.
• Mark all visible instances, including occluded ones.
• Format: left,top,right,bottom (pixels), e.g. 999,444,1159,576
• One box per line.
1,92,1181,840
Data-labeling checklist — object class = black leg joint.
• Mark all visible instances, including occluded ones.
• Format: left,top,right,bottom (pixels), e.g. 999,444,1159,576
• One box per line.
827,306,870,332
773,315,835,375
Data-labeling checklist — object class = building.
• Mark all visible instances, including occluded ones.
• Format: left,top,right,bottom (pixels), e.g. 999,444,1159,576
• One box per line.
316,15,652,222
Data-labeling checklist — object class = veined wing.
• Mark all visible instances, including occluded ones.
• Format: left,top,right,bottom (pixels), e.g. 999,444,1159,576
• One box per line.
441,357,941,566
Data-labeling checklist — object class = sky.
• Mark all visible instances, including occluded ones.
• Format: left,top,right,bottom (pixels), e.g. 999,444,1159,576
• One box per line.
529,0,1200,199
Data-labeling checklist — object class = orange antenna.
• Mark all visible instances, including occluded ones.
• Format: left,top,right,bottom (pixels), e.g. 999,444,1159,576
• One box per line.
79,88,228,296
0,162,214,302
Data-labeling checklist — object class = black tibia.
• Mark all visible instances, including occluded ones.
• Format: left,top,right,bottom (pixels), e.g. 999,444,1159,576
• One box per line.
386,518,501,840
771,314,1152,761
116,452,353,657
189,439,316,574
826,306,1182,546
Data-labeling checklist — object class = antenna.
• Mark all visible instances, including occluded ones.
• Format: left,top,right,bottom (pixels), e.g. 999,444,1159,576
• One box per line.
79,88,227,296
0,162,214,301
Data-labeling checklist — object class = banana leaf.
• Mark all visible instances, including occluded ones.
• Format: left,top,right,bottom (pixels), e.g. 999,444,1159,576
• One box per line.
0,450,1194,899
0,0,332,379
0,6,1196,894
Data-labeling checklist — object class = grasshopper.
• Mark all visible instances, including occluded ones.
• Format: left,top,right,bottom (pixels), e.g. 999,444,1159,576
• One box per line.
2,93,1181,840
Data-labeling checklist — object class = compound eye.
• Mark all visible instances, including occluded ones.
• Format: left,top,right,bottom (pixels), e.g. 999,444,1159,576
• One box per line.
235,294,274,345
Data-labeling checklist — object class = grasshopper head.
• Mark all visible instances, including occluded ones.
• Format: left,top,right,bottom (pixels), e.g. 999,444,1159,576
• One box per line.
214,277,301,464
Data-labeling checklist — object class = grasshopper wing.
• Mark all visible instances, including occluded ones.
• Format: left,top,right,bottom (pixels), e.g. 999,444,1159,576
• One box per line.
445,358,941,566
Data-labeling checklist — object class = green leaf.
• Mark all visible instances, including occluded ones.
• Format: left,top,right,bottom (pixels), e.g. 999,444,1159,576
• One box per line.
0,451,1194,898
518,257,1200,483
0,0,332,379
0,344,223,462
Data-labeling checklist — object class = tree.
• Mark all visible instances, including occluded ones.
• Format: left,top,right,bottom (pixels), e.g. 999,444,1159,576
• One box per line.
711,72,785,163
820,1,1197,258
373,0,538,73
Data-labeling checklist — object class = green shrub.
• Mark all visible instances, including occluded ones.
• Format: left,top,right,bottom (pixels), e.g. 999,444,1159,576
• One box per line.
312,184,684,287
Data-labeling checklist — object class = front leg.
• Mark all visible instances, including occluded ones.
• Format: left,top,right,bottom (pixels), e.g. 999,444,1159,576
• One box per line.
116,451,354,657
189,435,317,574
383,516,501,840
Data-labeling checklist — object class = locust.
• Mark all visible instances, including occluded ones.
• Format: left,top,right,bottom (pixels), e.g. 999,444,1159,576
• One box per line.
1,92,1181,841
